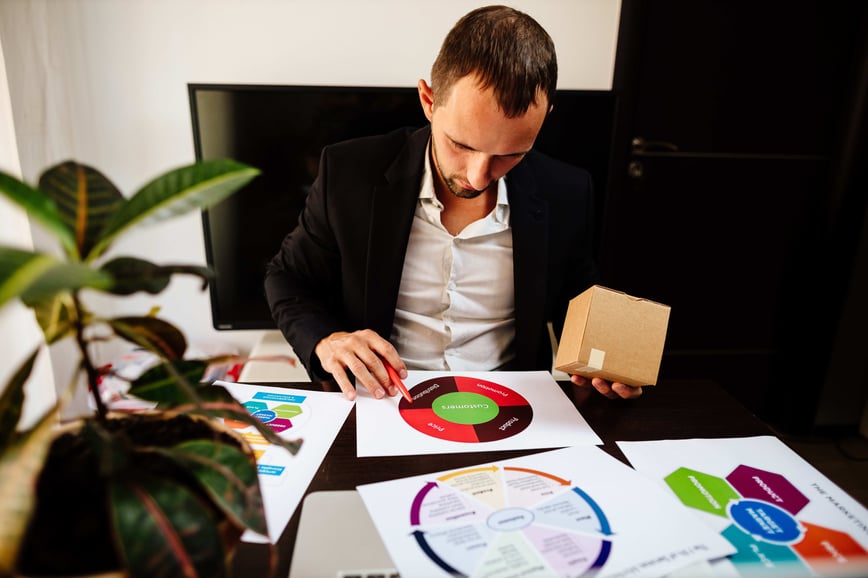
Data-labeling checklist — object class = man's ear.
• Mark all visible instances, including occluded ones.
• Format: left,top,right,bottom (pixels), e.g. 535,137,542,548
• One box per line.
417,79,435,122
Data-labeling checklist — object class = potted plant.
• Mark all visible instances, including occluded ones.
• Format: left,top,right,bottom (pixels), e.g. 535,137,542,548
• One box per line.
0,160,303,577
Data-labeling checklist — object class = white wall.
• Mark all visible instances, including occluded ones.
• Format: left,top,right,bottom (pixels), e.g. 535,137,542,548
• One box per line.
0,0,621,373
0,30,57,427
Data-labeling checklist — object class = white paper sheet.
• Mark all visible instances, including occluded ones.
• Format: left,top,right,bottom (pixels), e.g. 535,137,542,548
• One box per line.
355,370,603,457
215,381,354,543
357,446,735,578
618,436,868,577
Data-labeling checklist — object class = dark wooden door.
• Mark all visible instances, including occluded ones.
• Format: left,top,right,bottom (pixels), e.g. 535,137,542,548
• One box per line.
601,0,865,429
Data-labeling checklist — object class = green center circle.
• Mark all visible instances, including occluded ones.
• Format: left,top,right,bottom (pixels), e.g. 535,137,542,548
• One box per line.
432,392,500,425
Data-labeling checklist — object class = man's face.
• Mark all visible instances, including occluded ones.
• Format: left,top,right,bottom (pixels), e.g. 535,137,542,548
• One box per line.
421,75,549,199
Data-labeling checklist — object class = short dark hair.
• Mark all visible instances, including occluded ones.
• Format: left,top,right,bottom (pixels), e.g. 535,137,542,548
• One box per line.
431,5,558,118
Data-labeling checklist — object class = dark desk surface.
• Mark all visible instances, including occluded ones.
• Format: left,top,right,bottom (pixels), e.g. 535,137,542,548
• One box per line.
234,378,774,577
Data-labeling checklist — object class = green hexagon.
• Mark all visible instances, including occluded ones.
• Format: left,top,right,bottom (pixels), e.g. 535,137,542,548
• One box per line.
665,467,741,517
273,404,303,419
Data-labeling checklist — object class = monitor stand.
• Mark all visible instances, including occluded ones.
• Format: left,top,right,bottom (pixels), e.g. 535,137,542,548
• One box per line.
238,330,311,383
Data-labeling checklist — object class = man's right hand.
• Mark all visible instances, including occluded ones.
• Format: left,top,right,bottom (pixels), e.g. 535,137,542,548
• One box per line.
314,329,408,401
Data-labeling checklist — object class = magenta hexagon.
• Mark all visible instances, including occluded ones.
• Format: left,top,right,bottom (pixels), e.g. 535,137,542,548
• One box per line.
726,465,808,515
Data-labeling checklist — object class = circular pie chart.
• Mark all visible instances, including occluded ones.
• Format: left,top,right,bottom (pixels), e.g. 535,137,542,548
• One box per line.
398,376,533,443
409,465,613,576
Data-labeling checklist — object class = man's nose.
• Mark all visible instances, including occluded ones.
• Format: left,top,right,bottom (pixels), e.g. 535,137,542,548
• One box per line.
466,154,493,191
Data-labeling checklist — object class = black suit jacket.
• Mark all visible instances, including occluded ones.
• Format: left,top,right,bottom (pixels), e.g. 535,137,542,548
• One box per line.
265,126,598,381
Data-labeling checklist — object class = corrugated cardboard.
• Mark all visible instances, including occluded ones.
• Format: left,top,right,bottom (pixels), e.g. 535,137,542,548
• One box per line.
555,285,671,386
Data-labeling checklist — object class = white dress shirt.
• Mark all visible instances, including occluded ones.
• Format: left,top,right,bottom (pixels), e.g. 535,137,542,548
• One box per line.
390,142,515,370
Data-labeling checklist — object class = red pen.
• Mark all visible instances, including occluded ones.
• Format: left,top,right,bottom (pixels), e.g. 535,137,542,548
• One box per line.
384,361,413,404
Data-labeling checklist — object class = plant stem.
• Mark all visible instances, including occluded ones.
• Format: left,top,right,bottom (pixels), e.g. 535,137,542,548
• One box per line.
73,293,109,421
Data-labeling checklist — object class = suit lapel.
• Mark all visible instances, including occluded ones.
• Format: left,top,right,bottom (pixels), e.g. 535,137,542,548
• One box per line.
364,127,430,336
508,163,549,367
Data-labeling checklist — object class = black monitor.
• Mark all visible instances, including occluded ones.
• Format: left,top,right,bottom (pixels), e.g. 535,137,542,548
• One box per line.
189,83,614,330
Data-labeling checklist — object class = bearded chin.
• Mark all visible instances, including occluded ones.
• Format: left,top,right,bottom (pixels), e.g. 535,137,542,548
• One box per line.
446,178,486,199
431,137,488,199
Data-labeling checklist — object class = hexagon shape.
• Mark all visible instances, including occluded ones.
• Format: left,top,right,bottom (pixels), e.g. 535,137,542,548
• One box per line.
665,467,740,517
273,403,303,419
727,465,808,516
794,521,868,567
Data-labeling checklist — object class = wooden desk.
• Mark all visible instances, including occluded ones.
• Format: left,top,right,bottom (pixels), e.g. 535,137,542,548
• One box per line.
234,378,774,577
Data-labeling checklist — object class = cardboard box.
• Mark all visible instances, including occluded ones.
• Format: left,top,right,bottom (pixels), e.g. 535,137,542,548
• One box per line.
555,285,671,386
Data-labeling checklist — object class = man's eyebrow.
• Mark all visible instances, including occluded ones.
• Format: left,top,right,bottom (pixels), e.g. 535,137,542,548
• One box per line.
448,135,531,157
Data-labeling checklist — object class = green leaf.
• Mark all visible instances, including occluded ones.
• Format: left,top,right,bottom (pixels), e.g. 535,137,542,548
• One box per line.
0,349,38,446
0,247,113,309
0,406,59,574
109,474,226,578
128,360,209,404
109,316,188,360
91,160,259,261
0,170,78,258
158,439,266,536
82,418,131,477
20,261,114,306
0,248,57,309
28,293,75,345
101,257,213,296
37,161,124,260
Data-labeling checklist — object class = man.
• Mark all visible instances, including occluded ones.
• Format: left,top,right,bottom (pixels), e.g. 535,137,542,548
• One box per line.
265,5,641,402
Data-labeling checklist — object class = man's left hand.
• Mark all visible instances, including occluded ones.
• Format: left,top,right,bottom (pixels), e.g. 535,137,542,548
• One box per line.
570,374,643,399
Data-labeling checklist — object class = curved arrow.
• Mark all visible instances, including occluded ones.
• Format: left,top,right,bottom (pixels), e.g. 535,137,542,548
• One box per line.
410,482,439,525
592,539,613,569
504,466,570,485
437,466,499,482
412,529,465,577
572,486,613,535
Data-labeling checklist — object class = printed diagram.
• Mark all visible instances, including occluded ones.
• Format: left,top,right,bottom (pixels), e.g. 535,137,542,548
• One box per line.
224,391,310,484
666,464,868,575
399,375,533,443
408,464,612,577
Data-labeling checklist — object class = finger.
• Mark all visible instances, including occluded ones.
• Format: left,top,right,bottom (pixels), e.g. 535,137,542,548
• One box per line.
374,356,404,398
612,382,643,399
345,347,396,397
591,377,619,399
352,349,396,396
363,331,408,380
329,365,356,401
570,374,591,387
351,331,404,397
317,331,390,398
344,357,386,399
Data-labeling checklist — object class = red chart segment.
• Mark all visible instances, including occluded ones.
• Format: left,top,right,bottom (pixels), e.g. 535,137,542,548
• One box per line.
399,376,533,443
452,375,531,407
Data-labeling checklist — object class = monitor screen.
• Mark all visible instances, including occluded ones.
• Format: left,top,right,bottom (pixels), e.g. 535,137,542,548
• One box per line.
189,83,614,330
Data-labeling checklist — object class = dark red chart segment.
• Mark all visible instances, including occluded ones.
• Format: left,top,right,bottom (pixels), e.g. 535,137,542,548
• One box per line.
399,376,533,443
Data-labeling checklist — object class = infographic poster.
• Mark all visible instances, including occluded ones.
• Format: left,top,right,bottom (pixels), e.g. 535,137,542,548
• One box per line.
357,446,735,578
618,436,868,577
355,371,602,457
216,381,354,543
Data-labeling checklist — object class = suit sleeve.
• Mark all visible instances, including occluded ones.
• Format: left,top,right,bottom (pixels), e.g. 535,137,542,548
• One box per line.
548,164,600,343
264,146,343,381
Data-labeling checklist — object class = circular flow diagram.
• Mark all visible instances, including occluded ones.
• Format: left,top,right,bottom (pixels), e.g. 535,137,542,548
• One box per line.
398,375,533,443
409,464,613,577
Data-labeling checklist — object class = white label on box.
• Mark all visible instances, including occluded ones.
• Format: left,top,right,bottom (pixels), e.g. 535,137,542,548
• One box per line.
575,349,606,374
588,348,605,370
